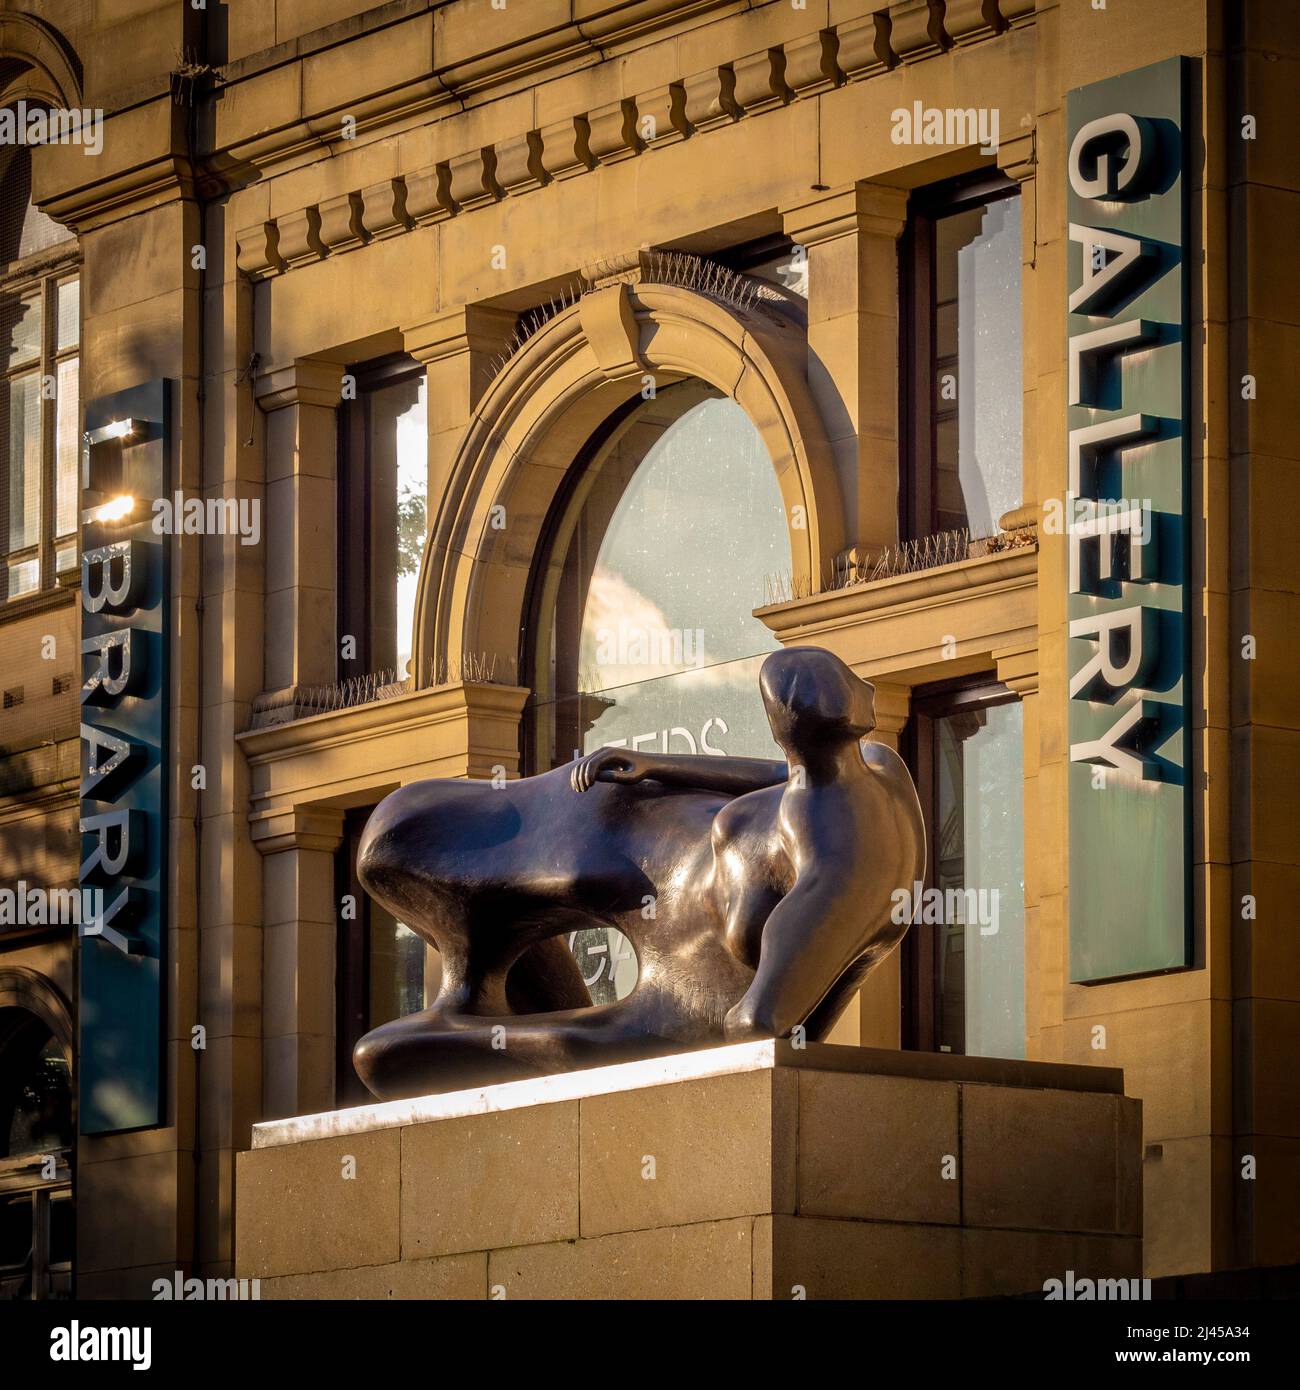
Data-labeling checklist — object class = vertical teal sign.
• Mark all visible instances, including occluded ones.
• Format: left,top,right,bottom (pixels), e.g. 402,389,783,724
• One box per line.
1065,59,1191,982
79,380,171,1132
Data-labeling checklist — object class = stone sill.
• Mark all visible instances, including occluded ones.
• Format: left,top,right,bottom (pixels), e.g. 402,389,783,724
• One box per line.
757,544,1039,631
237,679,529,765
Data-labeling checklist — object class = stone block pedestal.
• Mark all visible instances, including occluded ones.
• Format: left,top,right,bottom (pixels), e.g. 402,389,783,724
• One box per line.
235,1041,1141,1299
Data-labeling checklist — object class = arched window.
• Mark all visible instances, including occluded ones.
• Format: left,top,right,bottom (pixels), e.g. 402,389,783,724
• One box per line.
527,379,793,999
0,121,80,602
531,379,793,768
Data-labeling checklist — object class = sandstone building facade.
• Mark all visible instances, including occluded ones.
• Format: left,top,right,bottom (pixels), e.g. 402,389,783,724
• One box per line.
0,0,1295,1297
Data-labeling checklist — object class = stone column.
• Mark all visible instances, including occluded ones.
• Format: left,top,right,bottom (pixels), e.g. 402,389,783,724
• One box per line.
252,806,345,1120
401,307,516,684
781,182,910,574
254,360,345,693
994,644,1042,1057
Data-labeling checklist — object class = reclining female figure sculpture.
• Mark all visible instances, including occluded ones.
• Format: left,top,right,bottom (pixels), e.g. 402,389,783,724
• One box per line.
353,645,926,1099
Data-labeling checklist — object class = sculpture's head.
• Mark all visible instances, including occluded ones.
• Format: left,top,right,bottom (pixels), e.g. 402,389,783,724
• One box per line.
759,646,876,751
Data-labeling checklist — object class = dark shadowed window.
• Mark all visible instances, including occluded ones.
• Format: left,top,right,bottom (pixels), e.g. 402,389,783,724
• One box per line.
0,1007,72,1301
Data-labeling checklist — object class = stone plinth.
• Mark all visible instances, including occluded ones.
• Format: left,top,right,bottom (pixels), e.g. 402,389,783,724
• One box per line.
235,1041,1141,1299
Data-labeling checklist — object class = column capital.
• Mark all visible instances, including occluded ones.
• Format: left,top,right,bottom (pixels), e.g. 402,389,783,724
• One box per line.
254,358,345,412
781,181,909,247
250,804,345,856
994,643,1039,698
996,129,1037,185
402,304,517,366
870,679,912,740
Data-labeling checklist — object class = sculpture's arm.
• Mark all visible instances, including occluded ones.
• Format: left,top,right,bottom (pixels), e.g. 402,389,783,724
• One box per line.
571,747,787,797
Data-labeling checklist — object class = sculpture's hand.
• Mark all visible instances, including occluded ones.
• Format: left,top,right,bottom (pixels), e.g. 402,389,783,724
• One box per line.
570,747,653,792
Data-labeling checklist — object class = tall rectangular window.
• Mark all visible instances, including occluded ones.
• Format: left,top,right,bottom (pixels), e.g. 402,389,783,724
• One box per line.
1,136,78,603
337,356,428,682
903,174,1022,540
0,273,78,601
904,679,1026,1059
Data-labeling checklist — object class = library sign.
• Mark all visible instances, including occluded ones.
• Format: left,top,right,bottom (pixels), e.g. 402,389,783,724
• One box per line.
1065,59,1191,982
79,380,171,1134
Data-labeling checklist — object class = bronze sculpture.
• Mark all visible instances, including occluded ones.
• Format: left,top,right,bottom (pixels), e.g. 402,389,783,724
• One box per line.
353,646,926,1099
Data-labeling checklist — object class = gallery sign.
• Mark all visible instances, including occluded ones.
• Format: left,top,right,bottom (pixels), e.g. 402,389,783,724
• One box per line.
79,380,171,1133
1065,59,1191,982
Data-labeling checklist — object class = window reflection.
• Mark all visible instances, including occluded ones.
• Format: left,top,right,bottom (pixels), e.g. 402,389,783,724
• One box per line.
907,180,1022,541
338,362,427,680
935,194,1022,534
531,380,793,1001
909,690,1025,1058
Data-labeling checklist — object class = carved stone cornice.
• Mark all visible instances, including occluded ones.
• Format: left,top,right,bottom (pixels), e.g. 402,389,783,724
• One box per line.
31,96,193,235
232,2,1033,283
782,182,910,248
248,805,345,857
994,643,1039,698
996,129,1038,184
402,306,517,366
254,360,346,414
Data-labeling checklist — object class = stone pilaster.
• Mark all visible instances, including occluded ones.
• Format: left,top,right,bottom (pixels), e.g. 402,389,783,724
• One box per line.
254,359,346,693
252,806,345,1122
782,182,910,572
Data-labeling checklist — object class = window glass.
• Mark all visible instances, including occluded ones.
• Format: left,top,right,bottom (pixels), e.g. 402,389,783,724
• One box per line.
55,356,78,537
0,143,74,270
910,185,1023,540
933,195,1022,534
55,279,78,350
538,381,791,765
1,259,78,597
6,558,37,598
1,295,40,369
338,365,427,682
742,244,808,301
2,1020,71,1159
369,911,426,1030
5,372,40,553
533,381,793,1000
928,699,1025,1058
